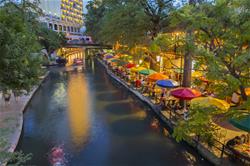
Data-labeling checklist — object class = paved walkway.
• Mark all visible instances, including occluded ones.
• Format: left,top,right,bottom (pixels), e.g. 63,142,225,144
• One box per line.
0,89,37,153
0,73,48,165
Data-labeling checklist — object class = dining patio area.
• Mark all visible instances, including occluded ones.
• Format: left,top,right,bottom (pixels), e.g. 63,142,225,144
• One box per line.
99,52,250,164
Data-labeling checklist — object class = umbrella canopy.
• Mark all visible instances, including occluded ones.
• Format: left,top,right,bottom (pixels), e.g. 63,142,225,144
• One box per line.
131,66,146,72
230,116,250,132
191,96,230,112
170,88,201,100
156,79,179,88
199,76,210,83
139,69,156,75
110,58,120,63
107,57,118,61
245,87,250,96
112,60,127,66
125,63,136,69
148,73,168,81
117,61,128,66
104,55,113,59
103,53,112,57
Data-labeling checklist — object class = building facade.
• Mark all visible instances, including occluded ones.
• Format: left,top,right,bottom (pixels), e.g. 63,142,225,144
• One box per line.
39,0,84,37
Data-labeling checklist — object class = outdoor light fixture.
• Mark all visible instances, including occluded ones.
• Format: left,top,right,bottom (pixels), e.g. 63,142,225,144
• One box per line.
139,59,143,64
156,55,161,62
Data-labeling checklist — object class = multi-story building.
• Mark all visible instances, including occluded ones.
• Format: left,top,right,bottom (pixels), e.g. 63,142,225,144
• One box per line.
38,0,84,38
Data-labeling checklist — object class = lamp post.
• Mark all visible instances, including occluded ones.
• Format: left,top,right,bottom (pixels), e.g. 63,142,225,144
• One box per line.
139,59,143,65
156,55,163,73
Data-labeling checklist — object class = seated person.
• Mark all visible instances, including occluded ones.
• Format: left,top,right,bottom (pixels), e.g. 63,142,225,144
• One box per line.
231,92,241,106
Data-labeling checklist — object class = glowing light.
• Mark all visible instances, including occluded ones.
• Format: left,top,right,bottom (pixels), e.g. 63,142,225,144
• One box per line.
156,55,161,62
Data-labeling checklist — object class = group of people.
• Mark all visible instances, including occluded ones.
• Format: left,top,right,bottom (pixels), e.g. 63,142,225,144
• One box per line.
107,62,182,110
226,134,250,147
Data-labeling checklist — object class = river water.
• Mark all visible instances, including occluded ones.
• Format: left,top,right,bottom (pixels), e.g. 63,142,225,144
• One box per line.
17,58,210,166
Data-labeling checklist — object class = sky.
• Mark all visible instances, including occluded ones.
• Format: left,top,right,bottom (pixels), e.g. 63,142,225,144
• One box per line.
82,0,90,14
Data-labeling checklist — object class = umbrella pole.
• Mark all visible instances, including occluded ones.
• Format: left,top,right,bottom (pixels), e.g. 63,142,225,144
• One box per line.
183,101,188,121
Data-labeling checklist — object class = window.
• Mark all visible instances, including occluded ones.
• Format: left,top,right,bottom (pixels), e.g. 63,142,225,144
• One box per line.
49,23,53,29
54,24,58,31
63,26,66,31
71,27,73,32
67,26,70,32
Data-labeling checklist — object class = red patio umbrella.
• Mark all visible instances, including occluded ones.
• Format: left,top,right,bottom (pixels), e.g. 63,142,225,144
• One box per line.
170,88,201,100
125,63,136,69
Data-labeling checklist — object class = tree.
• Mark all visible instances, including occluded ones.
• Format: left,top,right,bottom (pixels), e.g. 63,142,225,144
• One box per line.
0,1,44,165
98,0,150,46
173,0,250,142
85,0,175,46
0,2,43,94
138,0,174,39
173,106,221,145
85,0,106,43
37,26,66,56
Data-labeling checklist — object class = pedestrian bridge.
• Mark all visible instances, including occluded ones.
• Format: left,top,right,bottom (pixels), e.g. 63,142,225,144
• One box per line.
59,43,112,64
63,43,112,49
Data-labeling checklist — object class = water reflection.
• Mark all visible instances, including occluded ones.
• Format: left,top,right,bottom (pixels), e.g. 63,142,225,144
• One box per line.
52,83,67,107
67,73,90,149
17,58,210,165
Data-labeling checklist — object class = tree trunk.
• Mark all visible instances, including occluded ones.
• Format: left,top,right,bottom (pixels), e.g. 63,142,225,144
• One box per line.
182,31,193,87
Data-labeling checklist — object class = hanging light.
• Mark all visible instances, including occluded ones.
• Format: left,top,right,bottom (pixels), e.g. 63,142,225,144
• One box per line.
156,55,161,62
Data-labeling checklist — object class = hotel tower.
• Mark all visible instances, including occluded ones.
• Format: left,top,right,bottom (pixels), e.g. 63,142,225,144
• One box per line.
39,0,84,38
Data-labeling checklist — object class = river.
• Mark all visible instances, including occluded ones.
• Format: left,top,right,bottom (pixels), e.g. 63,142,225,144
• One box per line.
17,58,210,166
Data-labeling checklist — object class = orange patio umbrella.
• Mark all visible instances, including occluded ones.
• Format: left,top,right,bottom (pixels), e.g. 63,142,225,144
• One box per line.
148,73,168,81
245,88,250,96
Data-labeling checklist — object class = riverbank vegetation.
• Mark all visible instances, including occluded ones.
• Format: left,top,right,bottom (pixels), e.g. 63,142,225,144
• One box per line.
85,0,250,145
0,0,66,165
0,0,66,96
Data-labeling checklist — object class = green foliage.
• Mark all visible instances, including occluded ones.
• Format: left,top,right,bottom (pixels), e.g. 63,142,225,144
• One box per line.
173,105,221,145
0,3,43,93
0,1,45,164
99,1,150,46
85,0,174,46
84,0,106,43
183,0,250,100
37,26,67,55
172,0,250,143
0,128,32,166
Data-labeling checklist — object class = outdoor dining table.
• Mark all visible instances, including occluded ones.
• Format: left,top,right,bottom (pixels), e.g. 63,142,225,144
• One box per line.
234,143,250,156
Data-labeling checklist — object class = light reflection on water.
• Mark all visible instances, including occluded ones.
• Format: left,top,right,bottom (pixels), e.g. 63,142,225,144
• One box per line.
67,73,90,149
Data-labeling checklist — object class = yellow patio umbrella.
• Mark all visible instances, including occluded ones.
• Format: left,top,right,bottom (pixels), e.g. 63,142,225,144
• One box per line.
131,66,146,72
192,71,203,78
191,96,230,112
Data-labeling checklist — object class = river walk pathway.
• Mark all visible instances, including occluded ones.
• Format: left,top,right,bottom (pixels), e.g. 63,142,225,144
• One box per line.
0,73,48,165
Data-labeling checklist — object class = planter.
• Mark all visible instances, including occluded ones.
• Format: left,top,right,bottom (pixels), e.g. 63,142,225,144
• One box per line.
3,92,11,102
